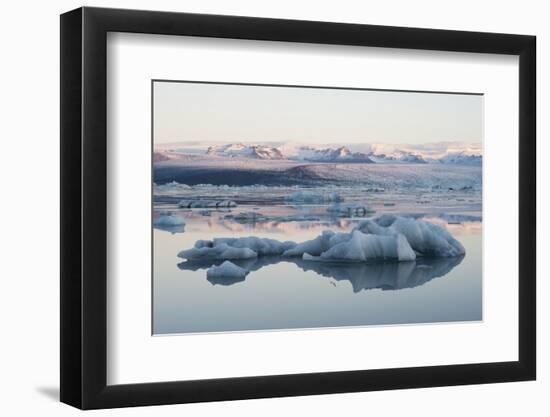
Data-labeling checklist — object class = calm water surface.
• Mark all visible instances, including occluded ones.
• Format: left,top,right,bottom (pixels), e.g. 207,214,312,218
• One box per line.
153,205,482,335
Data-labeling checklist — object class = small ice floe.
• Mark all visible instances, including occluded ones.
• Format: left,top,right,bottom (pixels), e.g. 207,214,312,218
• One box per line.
227,212,321,224
275,214,321,222
153,212,186,233
437,213,482,225
327,203,375,217
153,212,186,226
178,199,237,209
206,261,249,284
231,211,268,223
286,191,343,204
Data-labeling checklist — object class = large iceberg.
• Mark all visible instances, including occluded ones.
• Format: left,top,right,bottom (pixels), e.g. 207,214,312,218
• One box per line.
177,215,464,264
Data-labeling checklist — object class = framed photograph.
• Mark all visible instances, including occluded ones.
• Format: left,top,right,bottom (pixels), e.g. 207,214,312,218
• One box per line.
60,7,536,409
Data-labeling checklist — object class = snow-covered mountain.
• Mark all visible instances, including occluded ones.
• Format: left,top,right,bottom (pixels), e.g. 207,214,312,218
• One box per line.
435,152,482,166
206,143,284,160
153,151,171,163
205,143,373,162
155,141,481,165
290,146,374,163
368,152,427,164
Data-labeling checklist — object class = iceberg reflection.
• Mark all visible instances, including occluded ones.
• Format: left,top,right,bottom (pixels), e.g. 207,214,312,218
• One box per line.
178,255,463,291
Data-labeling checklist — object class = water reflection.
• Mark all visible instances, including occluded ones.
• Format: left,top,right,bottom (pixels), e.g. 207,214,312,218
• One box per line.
178,255,464,292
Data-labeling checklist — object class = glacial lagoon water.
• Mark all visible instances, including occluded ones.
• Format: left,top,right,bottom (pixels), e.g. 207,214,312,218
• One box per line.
153,196,482,335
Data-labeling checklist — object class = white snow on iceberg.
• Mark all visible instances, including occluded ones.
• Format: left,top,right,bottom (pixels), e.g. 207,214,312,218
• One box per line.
355,214,465,257
303,230,416,262
212,237,297,256
178,242,257,261
282,230,341,257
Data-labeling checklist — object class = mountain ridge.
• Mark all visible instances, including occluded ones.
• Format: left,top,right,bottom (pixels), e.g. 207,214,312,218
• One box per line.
156,141,482,165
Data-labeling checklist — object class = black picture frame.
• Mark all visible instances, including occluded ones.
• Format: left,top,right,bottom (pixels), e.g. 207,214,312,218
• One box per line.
60,6,536,410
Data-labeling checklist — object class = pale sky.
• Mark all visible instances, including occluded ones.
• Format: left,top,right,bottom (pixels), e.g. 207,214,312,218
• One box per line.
153,81,483,145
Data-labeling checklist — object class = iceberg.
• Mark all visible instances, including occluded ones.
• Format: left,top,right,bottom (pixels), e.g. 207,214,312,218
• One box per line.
227,211,322,224
286,191,343,204
178,215,464,264
327,202,376,217
153,212,185,226
231,211,269,223
206,261,249,285
436,213,482,224
178,199,237,208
